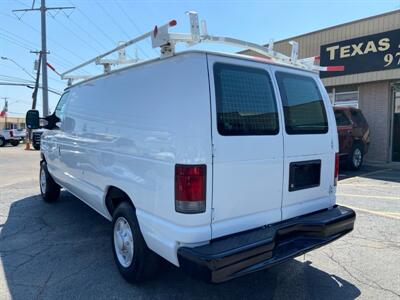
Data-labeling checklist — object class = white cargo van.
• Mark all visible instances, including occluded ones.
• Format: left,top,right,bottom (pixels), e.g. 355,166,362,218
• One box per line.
26,14,355,283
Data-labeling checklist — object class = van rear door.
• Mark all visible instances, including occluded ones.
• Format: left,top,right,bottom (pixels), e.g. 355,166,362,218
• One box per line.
272,67,336,220
207,56,284,239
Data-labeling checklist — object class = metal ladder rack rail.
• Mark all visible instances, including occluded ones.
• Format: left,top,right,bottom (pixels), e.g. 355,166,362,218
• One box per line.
60,19,177,83
61,11,343,85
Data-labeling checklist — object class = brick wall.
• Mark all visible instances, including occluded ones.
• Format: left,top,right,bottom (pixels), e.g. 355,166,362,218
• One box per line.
358,81,391,162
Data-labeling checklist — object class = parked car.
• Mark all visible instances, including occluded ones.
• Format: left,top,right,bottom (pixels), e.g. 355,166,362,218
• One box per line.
334,107,370,170
32,129,45,150
0,129,21,147
26,51,355,284
12,128,26,142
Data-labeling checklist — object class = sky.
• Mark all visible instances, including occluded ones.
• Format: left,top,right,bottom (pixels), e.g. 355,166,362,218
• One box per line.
0,0,399,117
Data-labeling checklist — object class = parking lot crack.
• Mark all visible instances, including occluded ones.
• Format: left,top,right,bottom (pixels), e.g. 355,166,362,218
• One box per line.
35,271,53,300
323,250,400,298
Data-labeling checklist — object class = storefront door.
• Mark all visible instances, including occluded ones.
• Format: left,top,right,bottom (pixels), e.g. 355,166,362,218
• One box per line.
392,88,400,162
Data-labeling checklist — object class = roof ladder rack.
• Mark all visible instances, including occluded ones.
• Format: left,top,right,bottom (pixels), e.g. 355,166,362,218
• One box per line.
61,11,344,85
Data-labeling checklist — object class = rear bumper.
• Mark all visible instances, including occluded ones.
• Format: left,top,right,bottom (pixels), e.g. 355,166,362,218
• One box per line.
177,205,355,283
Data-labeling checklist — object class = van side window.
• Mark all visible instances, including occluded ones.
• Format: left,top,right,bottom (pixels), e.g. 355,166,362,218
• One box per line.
276,72,328,135
334,110,351,126
214,63,279,136
54,92,69,121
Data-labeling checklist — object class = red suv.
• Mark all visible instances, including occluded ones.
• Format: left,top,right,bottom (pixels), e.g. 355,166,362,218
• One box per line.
334,107,370,170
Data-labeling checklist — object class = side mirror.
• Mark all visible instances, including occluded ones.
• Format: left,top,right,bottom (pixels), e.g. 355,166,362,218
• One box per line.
26,110,40,129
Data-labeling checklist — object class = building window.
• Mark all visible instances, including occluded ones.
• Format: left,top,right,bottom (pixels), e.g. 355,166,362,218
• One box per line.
326,85,359,108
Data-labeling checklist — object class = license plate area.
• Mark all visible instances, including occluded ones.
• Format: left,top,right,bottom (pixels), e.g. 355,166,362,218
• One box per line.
289,160,321,192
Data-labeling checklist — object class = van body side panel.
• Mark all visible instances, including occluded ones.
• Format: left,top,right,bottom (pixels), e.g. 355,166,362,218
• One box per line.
57,53,212,265
207,55,284,239
270,66,337,220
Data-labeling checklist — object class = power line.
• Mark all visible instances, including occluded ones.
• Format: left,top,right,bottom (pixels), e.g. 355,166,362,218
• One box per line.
67,0,117,47
0,21,75,70
12,0,75,116
0,31,76,81
2,11,89,71
97,1,131,39
61,14,110,52
96,1,150,59
114,1,158,55
0,33,31,50
0,74,61,92
0,81,62,95
0,12,89,74
49,16,102,54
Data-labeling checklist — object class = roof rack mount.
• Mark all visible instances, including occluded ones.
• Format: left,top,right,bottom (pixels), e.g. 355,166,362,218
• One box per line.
61,11,344,85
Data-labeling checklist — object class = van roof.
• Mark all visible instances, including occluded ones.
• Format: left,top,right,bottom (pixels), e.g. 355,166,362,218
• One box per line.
65,50,315,90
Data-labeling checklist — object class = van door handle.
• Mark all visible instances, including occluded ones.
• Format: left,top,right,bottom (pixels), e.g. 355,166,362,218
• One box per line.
58,146,61,157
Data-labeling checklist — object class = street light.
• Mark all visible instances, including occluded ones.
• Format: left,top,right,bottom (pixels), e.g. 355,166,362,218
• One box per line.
1,56,36,81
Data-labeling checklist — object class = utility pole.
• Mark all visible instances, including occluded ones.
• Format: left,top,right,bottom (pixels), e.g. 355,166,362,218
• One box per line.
1,97,9,129
12,1,74,117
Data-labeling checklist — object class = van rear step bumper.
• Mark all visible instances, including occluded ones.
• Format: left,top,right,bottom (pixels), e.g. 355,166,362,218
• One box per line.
177,205,355,283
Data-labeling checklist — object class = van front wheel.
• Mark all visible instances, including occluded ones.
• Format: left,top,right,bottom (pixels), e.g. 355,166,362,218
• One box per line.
112,202,159,283
40,161,60,202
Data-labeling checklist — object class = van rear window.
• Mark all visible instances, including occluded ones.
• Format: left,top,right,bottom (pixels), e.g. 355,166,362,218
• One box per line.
214,63,279,136
276,72,328,135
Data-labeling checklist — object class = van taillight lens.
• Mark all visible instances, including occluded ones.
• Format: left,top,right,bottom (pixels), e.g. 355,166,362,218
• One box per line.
175,164,206,214
334,153,339,186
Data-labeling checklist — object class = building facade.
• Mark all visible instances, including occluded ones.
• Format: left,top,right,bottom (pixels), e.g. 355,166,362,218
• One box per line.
0,116,26,130
252,10,400,163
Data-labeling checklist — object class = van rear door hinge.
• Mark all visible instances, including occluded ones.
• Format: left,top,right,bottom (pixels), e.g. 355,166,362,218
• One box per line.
212,143,216,157
211,208,215,221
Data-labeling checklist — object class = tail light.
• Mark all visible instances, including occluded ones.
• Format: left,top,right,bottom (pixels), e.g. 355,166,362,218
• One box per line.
175,164,206,214
334,153,339,186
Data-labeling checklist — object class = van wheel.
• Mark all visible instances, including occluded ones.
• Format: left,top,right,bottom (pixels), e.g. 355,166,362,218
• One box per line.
112,202,159,283
0,137,5,147
348,145,364,170
40,161,60,202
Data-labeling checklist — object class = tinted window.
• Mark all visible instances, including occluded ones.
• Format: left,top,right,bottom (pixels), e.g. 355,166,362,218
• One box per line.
214,63,279,136
276,72,328,134
334,110,351,126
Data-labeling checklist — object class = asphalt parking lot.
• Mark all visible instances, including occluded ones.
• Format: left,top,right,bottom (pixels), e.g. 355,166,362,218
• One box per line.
1,145,399,300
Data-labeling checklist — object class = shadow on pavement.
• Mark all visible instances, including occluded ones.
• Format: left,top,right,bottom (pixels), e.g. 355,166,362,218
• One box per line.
1,192,361,299
339,165,400,183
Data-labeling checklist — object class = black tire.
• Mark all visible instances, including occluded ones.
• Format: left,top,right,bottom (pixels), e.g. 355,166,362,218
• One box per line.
40,160,60,202
347,144,364,170
10,139,19,146
112,202,159,283
0,137,5,147
33,144,41,150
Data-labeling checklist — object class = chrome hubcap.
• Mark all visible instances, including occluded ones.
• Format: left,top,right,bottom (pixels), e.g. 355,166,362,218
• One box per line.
353,148,362,167
113,217,134,268
40,168,46,193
